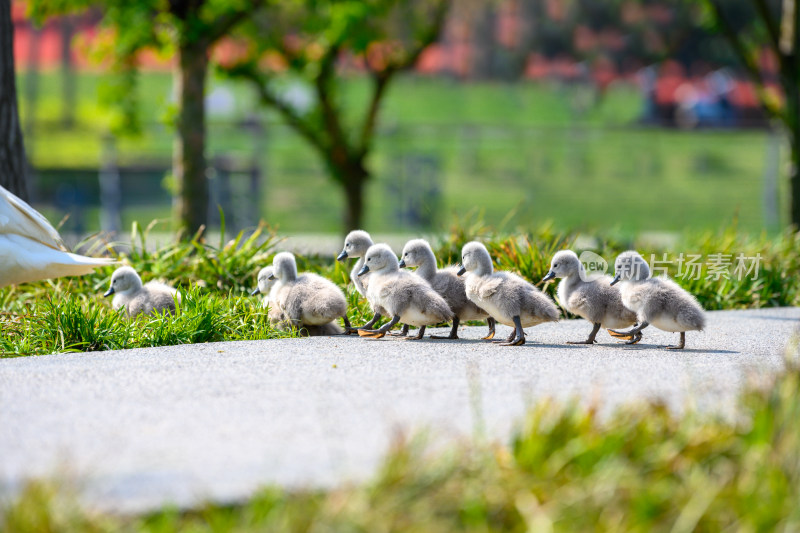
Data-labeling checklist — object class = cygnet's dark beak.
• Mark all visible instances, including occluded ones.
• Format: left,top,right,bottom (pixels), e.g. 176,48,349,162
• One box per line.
610,274,621,286
541,270,556,283
103,287,115,297
337,250,348,262
268,273,276,281
457,265,466,276
250,287,260,296
398,259,406,268
357,265,370,277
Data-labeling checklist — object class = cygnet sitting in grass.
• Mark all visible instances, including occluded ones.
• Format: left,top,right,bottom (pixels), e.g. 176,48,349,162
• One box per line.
337,229,387,332
357,243,453,340
541,250,638,344
608,251,705,349
251,264,342,336
104,266,179,317
270,252,348,335
399,238,495,339
251,265,286,323
458,241,559,346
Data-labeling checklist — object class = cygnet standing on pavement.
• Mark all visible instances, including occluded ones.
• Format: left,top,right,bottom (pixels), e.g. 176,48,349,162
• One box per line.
337,229,387,332
541,250,638,344
104,266,179,317
400,238,495,339
608,251,705,349
357,243,453,340
458,241,559,346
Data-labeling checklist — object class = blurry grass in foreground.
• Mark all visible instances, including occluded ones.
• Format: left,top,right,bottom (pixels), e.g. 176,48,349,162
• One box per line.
4,347,799,532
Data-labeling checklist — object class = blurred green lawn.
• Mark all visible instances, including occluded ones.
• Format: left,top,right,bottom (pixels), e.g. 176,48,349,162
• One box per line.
18,71,785,235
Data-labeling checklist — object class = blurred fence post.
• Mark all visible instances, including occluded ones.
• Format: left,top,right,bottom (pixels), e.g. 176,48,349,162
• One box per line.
763,128,780,230
99,133,122,234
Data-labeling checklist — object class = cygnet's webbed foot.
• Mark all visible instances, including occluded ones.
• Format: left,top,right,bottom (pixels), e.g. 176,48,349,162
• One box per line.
607,329,632,339
430,318,460,339
492,329,517,344
497,316,526,346
389,324,410,337
401,326,427,340
567,322,600,345
665,332,686,350
608,321,648,344
499,335,526,346
349,312,383,334
358,315,400,340
357,329,387,339
481,317,496,340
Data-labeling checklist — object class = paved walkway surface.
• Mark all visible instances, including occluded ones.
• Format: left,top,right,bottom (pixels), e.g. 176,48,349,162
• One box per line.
1,308,798,513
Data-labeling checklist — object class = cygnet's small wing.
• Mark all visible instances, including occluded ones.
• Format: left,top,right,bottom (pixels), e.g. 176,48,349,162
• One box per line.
0,184,65,250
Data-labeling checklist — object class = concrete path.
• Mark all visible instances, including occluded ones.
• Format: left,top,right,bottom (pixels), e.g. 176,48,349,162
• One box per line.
1,308,798,513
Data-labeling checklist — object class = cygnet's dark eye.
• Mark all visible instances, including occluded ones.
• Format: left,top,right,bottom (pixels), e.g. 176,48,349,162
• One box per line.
404,253,408,257
346,243,351,248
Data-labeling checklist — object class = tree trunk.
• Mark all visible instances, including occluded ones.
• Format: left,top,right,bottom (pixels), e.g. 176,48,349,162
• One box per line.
173,42,209,236
341,162,369,232
0,0,29,200
790,130,800,228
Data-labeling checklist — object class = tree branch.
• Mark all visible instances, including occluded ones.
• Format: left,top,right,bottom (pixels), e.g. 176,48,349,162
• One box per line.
206,0,265,44
754,0,782,53
357,70,393,156
357,0,450,154
240,67,328,155
313,42,350,162
705,0,787,125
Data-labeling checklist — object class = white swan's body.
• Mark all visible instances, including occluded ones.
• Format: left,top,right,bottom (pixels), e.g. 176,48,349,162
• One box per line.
0,184,115,287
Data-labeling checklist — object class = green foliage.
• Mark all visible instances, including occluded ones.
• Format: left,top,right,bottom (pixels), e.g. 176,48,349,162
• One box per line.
1,218,798,356
0,287,292,357
4,355,800,531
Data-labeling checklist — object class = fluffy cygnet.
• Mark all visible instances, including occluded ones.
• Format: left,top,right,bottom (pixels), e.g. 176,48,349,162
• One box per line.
458,241,559,346
270,252,348,334
104,266,179,317
1,184,115,287
251,266,287,325
400,238,495,339
357,243,453,340
542,250,638,344
337,229,386,332
608,251,706,349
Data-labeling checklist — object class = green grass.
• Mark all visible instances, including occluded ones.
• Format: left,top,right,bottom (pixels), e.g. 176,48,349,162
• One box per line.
1,216,798,357
18,71,785,235
4,348,799,532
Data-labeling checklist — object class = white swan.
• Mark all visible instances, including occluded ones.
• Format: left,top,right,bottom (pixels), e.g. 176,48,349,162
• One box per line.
0,184,115,287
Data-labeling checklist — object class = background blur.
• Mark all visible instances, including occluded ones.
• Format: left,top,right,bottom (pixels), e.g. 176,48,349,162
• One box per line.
10,0,789,238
